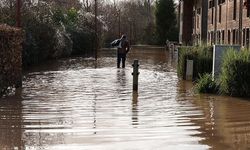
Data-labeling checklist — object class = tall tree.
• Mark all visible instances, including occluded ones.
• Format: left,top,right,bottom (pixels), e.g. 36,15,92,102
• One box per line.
41,0,81,10
155,0,178,44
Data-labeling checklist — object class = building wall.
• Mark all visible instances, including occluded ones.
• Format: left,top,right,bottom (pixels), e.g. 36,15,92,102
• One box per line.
193,0,203,45
179,0,194,45
181,0,250,47
207,0,240,45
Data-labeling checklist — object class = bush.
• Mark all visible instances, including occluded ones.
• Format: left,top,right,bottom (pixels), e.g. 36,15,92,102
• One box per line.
177,45,213,80
22,3,76,67
23,20,73,67
219,49,250,97
0,24,23,96
67,27,95,56
53,7,95,56
2,1,99,68
23,20,56,66
194,73,218,94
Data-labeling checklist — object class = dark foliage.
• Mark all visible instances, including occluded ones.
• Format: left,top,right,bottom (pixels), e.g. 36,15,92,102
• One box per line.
155,0,178,44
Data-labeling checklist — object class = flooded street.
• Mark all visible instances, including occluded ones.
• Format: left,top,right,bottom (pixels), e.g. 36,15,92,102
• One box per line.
1,47,250,150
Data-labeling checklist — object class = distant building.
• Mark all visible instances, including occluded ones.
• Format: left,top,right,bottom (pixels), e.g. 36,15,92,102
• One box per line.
179,0,250,47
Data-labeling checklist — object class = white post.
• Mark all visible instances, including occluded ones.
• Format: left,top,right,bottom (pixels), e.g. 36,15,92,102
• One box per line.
186,59,193,80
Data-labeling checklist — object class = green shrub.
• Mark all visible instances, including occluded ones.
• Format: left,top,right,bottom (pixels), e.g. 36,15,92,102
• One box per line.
22,3,98,67
219,49,250,97
67,27,95,56
23,20,56,66
23,19,73,67
194,73,218,94
178,45,213,80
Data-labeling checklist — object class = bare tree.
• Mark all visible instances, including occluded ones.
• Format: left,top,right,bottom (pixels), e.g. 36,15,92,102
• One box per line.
82,0,91,12
40,0,81,9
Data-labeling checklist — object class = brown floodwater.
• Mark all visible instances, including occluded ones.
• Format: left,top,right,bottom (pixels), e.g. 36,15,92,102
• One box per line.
1,47,250,150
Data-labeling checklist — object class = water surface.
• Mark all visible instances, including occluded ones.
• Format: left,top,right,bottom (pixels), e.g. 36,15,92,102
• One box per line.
1,47,250,150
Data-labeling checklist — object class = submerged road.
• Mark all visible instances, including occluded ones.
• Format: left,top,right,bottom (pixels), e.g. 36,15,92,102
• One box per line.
1,47,250,150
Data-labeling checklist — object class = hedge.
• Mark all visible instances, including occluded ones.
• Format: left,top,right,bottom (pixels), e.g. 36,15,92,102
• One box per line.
177,45,213,80
0,24,23,96
219,49,250,97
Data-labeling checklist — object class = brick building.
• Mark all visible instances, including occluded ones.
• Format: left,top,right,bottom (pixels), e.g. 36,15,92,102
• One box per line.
179,0,250,47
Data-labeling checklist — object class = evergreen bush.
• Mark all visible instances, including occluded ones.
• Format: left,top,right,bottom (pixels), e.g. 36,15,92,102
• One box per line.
68,27,95,56
219,49,250,97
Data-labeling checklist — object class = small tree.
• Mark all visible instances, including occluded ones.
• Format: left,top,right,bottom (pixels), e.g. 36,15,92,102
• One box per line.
155,0,178,44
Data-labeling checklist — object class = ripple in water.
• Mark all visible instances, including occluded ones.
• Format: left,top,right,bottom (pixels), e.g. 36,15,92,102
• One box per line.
1,48,250,150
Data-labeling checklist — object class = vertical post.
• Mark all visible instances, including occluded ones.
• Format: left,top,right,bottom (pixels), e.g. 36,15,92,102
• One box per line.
132,60,139,91
16,0,21,27
94,0,98,60
186,59,193,80
131,91,138,125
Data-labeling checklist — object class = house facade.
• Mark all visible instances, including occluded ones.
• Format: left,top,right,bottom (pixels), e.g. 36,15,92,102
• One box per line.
179,0,250,47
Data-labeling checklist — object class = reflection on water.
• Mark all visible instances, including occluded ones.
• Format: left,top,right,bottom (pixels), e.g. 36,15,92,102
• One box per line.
132,92,139,126
0,95,23,150
0,47,250,149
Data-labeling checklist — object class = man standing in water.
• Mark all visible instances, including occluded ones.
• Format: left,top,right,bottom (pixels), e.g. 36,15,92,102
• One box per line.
117,34,130,68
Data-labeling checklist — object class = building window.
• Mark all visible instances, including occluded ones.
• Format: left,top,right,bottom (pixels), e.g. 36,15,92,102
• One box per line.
236,29,239,44
248,8,250,17
233,29,236,44
212,8,214,24
228,30,231,44
198,34,200,44
209,0,215,8
219,5,222,23
218,0,225,4
197,8,201,15
246,0,250,17
208,32,210,43
247,28,250,47
193,11,195,29
197,16,200,29
211,31,214,44
233,0,237,20
218,31,221,44
222,30,225,44
243,29,246,46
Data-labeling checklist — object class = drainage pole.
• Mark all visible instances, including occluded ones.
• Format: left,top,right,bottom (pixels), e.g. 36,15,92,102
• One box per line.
132,60,139,91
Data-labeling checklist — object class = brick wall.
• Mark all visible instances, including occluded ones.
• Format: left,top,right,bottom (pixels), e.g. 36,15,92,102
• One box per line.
0,24,23,96
185,0,250,47
193,0,203,45
179,0,194,45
